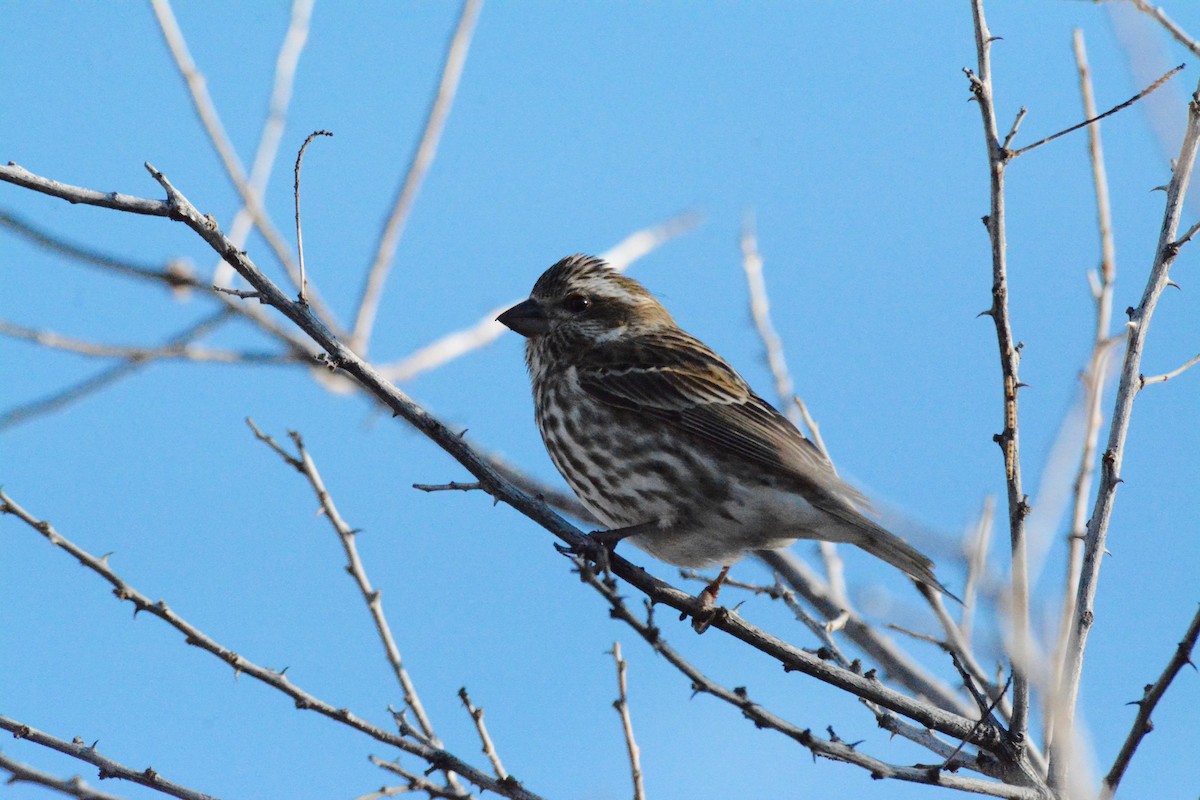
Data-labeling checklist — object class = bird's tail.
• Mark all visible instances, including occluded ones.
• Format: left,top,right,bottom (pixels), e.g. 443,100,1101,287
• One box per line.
848,522,961,603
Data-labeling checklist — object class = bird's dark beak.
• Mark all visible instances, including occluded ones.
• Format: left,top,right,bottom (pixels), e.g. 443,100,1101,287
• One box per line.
497,298,550,337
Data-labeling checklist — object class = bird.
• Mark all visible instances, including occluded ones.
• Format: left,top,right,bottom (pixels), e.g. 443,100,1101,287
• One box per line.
497,254,954,620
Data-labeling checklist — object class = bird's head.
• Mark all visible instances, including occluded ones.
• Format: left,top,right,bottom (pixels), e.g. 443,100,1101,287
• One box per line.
497,254,675,345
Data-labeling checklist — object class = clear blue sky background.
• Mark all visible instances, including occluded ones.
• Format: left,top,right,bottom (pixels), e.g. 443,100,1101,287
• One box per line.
2,3,1199,799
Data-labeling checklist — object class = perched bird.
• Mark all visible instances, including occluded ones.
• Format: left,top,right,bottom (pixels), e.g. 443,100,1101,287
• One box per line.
498,254,953,611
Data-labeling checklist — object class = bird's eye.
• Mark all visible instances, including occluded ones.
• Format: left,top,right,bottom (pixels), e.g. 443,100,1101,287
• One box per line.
564,294,591,313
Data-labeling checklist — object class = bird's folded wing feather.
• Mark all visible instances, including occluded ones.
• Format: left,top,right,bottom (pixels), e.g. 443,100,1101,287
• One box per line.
575,331,870,508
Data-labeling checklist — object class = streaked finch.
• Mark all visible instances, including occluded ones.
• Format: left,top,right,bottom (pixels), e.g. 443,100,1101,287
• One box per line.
498,255,953,607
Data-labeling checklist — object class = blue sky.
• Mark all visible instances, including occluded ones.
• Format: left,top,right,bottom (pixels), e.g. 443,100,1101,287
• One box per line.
2,3,1199,799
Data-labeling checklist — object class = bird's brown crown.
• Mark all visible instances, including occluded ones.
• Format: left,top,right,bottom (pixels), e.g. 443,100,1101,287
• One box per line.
529,254,676,337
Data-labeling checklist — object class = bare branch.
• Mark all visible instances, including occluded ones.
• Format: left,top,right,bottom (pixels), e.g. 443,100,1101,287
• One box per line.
246,421,465,795
0,489,543,800
1050,78,1200,791
966,0,1033,748
1101,605,1200,798
580,558,1039,796
376,211,701,383
412,481,484,493
0,162,172,216
352,0,483,354
0,714,217,800
610,642,646,800
758,549,972,718
0,750,127,800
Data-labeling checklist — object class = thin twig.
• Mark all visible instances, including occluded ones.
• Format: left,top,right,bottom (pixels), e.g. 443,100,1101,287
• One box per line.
1101,605,1200,798
369,757,475,800
0,489,542,800
0,750,127,800
1139,351,1200,386
0,714,217,800
376,211,701,383
458,689,508,781
1008,63,1184,158
611,642,646,800
352,0,483,354
293,131,333,304
966,0,1033,750
1049,79,1200,791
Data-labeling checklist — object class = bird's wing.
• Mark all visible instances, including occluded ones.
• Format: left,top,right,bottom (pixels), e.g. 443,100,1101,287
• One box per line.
575,329,869,508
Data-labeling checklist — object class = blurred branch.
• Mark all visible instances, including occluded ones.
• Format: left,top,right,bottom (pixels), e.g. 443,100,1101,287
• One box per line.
1126,0,1200,57
0,489,542,800
0,319,298,364
0,714,217,800
0,207,320,357
214,0,314,288
0,310,238,432
376,211,701,383
738,215,848,608
0,208,198,294
1049,78,1200,791
149,0,342,330
960,496,995,645
610,642,645,800
1101,605,1200,798
965,0,1032,749
352,0,483,355
0,750,127,800
1048,29,1119,759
